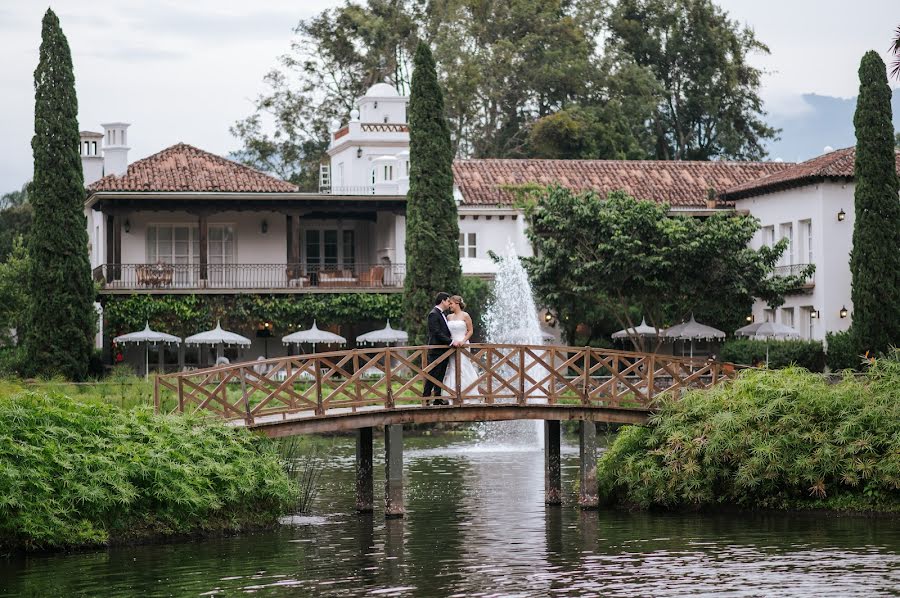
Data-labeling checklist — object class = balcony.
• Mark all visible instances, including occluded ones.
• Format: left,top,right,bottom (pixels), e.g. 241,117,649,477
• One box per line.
93,263,406,293
772,263,815,293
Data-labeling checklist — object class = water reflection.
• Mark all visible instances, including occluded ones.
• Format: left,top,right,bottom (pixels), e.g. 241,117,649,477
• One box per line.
2,435,898,597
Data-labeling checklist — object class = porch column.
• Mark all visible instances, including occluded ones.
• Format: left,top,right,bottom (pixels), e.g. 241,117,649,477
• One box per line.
197,212,208,284
579,420,599,509
105,213,122,281
286,212,301,281
356,427,374,513
384,424,404,518
544,420,562,505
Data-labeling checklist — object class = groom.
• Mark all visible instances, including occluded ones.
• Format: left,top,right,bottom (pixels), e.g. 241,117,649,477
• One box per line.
423,291,458,405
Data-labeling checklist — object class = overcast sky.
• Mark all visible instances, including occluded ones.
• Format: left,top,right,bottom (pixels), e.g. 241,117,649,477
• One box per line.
1,0,898,191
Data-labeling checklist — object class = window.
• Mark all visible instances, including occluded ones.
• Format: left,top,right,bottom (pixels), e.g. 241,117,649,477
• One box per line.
384,165,393,181
779,223,794,265
799,306,814,340
207,225,236,286
337,163,344,186
763,308,775,323
799,219,813,264
458,232,476,258
781,307,794,329
761,225,775,248
305,228,356,272
319,164,330,189
146,224,234,286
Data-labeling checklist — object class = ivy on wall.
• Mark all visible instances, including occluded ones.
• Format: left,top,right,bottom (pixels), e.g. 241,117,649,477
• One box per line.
102,293,404,342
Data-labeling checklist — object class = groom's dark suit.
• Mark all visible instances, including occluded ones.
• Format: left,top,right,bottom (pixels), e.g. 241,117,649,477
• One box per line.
423,306,453,397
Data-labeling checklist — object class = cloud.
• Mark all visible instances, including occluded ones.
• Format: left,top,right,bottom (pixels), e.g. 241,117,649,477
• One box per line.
81,47,186,62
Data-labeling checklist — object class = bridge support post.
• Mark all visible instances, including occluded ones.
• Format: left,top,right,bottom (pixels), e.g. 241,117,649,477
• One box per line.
356,427,374,513
544,420,561,505
579,421,599,509
384,424,405,518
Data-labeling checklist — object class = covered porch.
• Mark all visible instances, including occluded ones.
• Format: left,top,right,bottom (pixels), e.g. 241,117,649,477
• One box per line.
88,193,407,293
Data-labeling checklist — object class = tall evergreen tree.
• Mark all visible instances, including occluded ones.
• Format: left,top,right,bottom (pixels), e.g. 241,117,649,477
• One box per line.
850,51,900,356
24,9,96,380
403,42,461,343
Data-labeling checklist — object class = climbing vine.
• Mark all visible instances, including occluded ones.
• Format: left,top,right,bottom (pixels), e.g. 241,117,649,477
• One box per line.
102,293,403,342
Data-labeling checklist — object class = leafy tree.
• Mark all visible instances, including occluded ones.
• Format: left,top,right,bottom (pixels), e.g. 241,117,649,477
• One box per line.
890,24,900,80
24,9,96,380
522,187,811,350
403,43,461,343
606,0,777,160
230,0,419,190
0,182,29,209
0,237,29,346
850,51,900,356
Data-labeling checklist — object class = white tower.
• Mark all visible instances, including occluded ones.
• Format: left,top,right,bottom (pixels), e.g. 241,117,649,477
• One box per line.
325,84,409,194
79,130,104,186
101,122,130,176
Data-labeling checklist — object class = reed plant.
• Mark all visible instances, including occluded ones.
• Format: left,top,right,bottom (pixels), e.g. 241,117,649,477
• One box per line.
0,390,297,551
597,351,900,512
275,436,325,513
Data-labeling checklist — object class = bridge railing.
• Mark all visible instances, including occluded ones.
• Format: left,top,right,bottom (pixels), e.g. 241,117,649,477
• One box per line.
154,344,740,425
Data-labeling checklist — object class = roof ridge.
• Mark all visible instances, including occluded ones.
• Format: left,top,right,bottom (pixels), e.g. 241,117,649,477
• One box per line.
452,157,797,167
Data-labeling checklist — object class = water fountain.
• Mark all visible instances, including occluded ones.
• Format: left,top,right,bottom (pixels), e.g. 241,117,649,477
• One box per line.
476,240,548,450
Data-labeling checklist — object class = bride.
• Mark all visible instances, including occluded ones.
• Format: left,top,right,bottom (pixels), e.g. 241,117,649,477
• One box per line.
443,295,480,397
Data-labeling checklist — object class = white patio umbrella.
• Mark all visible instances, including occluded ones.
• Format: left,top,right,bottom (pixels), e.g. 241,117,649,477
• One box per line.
282,320,347,353
184,320,251,366
113,322,181,378
663,314,726,359
752,321,800,367
356,319,408,346
734,321,765,338
612,317,661,340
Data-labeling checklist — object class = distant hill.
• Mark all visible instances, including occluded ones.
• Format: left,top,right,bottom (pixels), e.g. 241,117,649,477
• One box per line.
765,89,900,162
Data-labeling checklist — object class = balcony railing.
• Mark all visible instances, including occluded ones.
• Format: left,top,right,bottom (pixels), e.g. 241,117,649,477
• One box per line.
772,263,815,291
93,263,406,292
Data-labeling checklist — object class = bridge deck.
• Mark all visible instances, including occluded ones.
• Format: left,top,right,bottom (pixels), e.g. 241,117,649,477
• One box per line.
156,344,738,436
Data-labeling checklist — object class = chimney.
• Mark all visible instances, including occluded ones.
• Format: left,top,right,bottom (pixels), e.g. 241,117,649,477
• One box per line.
79,130,104,186
706,187,718,210
101,122,130,176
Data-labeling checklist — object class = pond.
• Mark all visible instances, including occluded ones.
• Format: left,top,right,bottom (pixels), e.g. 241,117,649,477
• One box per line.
2,432,898,597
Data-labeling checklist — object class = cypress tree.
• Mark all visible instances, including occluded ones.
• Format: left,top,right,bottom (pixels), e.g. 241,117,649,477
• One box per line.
24,9,96,380
850,50,900,356
403,43,461,343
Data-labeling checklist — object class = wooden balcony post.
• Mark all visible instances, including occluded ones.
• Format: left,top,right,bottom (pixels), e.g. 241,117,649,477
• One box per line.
198,212,208,283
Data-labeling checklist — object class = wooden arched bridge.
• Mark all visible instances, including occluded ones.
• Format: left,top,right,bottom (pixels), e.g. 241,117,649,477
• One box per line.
155,344,739,515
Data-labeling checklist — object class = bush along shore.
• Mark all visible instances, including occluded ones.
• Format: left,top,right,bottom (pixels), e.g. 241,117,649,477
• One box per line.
597,352,900,513
0,391,297,552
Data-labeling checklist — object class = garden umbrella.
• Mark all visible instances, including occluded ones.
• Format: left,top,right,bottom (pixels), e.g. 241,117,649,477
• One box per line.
184,321,251,365
734,321,765,338
752,321,800,367
663,315,725,359
282,321,347,353
113,322,181,378
356,320,408,346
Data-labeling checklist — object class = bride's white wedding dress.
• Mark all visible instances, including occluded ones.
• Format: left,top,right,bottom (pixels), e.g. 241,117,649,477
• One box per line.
443,319,479,395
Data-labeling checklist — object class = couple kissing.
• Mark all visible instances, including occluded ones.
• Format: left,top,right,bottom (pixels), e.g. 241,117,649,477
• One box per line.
423,291,478,405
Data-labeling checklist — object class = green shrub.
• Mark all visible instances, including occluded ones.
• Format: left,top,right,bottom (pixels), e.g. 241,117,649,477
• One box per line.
0,391,297,551
0,347,27,378
825,330,863,371
597,351,900,512
720,338,825,371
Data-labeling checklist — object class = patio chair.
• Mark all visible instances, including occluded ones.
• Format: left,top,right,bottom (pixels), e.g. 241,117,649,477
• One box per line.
359,265,385,287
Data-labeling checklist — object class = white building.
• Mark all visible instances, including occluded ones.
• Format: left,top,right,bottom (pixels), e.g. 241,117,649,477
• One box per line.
85,83,893,366
720,147,900,343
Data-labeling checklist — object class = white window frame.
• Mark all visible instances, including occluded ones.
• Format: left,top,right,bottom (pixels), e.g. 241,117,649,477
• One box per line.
458,232,477,258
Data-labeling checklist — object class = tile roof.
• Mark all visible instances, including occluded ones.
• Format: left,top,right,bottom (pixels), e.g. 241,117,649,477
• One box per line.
87,143,298,193
452,159,793,208
720,147,900,200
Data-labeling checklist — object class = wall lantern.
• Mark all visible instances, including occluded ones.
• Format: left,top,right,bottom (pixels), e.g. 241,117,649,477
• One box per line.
261,219,268,234
357,147,363,158
810,310,820,319
840,306,849,318
124,218,130,234
544,311,556,325
837,209,846,222
745,314,754,323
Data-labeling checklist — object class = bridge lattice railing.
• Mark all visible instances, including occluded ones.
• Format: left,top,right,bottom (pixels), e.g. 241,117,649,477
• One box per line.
154,345,740,425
